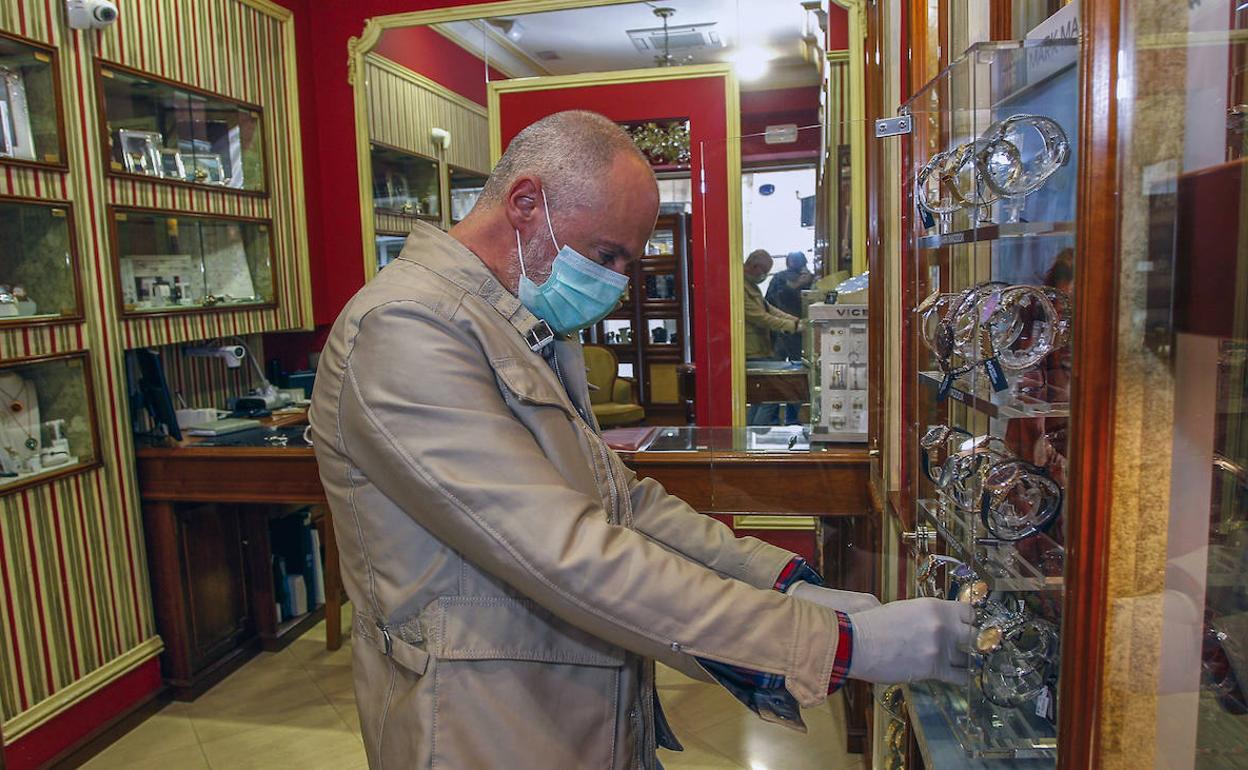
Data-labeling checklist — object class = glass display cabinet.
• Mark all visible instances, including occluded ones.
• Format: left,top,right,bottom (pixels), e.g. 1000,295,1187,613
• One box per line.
0,197,82,324
0,353,99,494
0,31,65,167
901,39,1078,761
370,142,441,221
376,232,406,272
584,213,692,422
97,64,266,193
110,208,275,315
448,165,487,224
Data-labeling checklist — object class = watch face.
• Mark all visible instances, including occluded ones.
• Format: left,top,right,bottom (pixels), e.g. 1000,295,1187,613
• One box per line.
976,625,1004,653
958,580,989,606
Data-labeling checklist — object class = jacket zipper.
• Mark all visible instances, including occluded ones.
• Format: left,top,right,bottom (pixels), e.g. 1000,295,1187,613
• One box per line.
547,344,651,766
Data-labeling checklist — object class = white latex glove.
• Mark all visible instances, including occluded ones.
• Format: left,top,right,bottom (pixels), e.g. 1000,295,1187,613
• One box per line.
847,598,974,686
786,581,882,613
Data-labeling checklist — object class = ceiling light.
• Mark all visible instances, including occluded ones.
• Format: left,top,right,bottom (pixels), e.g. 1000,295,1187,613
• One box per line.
487,17,524,43
732,46,773,82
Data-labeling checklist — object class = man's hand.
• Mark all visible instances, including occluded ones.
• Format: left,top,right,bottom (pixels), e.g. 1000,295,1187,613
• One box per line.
786,581,882,613
847,598,974,686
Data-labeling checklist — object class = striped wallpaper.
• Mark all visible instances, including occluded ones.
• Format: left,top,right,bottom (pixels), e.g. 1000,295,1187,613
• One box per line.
366,53,491,175
0,0,308,741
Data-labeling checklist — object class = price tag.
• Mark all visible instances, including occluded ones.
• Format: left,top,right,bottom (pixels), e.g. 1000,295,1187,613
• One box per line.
1034,686,1053,719
937,372,954,402
917,202,935,230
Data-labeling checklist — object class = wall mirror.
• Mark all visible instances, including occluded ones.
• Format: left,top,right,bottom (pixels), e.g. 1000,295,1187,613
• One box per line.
352,0,866,430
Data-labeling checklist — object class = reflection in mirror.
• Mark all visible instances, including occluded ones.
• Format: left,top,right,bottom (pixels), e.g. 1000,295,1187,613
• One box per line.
361,1,860,435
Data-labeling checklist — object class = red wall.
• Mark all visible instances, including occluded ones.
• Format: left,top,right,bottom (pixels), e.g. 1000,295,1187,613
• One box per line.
740,86,820,166
498,77,734,426
374,25,508,106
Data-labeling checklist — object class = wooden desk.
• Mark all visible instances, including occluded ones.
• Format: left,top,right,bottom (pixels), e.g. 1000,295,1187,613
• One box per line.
135,413,341,699
138,420,873,755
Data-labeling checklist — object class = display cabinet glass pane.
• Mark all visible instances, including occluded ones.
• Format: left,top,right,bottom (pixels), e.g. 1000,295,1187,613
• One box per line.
371,144,440,220
0,34,62,166
449,167,486,223
644,272,676,301
904,39,1078,761
99,65,265,192
0,354,98,493
646,318,677,345
602,319,634,346
376,234,405,271
114,209,273,314
646,227,674,256
0,199,80,323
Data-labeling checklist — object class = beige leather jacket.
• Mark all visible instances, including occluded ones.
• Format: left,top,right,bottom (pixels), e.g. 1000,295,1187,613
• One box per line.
310,222,845,770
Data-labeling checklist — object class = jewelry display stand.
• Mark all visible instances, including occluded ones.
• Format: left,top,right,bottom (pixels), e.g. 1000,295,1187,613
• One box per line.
0,370,41,477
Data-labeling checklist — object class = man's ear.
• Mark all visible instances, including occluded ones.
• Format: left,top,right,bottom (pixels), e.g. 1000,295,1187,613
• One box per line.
504,176,541,232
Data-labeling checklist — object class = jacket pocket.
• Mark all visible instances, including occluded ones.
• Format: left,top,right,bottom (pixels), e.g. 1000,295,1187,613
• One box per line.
492,356,576,414
427,596,626,769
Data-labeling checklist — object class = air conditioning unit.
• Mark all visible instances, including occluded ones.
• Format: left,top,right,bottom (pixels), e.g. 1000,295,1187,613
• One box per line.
626,22,723,52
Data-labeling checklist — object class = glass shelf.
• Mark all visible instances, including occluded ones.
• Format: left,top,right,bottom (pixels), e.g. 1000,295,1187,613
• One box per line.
98,63,266,193
371,143,440,220
448,166,486,224
0,31,64,167
112,208,274,316
919,371,1071,419
0,353,99,494
917,498,1064,593
0,198,82,324
916,221,1074,250
917,681,1057,760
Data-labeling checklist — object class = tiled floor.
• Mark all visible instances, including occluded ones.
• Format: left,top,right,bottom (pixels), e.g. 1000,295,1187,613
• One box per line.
84,606,864,770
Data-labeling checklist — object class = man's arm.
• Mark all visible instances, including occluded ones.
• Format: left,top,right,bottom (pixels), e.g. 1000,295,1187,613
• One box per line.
744,286,799,333
617,458,796,589
335,300,841,706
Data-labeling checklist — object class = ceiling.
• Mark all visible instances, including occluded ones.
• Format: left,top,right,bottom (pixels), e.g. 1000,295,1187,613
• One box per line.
433,0,823,91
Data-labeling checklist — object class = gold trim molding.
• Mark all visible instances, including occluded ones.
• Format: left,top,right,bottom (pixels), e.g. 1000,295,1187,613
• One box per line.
733,515,818,531
1,636,164,744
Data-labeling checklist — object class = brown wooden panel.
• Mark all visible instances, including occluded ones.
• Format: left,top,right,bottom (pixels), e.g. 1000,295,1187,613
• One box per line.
1059,1,1122,767
137,450,325,503
179,504,250,671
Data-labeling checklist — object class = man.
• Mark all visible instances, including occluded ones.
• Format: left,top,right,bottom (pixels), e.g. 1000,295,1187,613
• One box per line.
743,249,802,425
311,111,971,770
764,251,815,425
765,251,815,362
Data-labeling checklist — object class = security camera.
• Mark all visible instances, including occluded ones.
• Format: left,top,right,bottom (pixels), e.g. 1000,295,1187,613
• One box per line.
67,0,119,31
183,345,247,369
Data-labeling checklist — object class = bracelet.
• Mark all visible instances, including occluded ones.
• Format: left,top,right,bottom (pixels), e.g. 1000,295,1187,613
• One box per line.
979,458,1064,541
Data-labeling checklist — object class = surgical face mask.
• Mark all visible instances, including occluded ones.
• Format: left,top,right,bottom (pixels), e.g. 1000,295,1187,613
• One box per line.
746,270,768,285
515,190,629,337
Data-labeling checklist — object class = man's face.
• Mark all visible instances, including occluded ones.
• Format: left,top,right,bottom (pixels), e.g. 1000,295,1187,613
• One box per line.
528,154,658,281
745,255,774,282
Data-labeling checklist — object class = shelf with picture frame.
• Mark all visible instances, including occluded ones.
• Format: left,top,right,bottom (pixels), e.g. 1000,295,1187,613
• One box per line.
0,29,68,171
95,60,269,196
370,140,443,223
0,351,102,497
108,206,278,319
0,194,86,327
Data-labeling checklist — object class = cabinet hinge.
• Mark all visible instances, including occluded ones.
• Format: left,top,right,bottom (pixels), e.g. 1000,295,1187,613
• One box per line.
874,114,913,138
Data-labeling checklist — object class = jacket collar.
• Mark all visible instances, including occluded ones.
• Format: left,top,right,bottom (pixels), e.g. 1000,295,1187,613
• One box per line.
396,221,555,351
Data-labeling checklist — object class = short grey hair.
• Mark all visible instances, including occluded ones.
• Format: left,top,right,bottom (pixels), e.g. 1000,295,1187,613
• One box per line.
477,110,651,209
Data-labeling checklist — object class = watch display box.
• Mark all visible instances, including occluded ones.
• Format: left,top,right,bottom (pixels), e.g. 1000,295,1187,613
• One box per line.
110,208,275,316
902,39,1079,761
0,352,100,495
98,63,267,193
0,196,84,325
0,31,64,168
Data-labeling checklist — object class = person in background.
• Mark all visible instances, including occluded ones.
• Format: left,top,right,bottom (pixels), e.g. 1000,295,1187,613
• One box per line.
744,249,801,425
765,251,815,424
